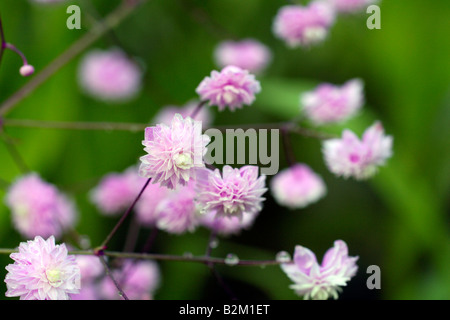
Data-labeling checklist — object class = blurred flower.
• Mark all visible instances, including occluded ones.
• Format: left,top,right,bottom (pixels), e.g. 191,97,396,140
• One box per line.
135,182,170,227
214,39,272,74
273,1,336,48
155,181,199,234
322,121,393,179
19,64,35,77
74,255,104,282
78,48,142,103
139,114,211,189
327,0,379,13
70,283,100,300
5,236,81,300
196,65,261,111
153,100,213,127
200,210,258,237
195,165,267,220
89,166,146,216
301,79,364,125
271,163,327,209
5,173,77,239
281,240,358,300
100,260,160,300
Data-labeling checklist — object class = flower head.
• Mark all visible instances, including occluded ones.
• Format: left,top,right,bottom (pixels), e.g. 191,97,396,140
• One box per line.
214,39,272,74
139,114,210,189
281,240,358,300
78,48,142,103
271,163,327,209
90,166,146,216
301,79,364,125
5,173,77,239
153,100,213,127
273,1,336,48
135,182,170,227
155,182,199,234
322,121,393,179
5,236,81,300
327,0,379,13
100,260,160,300
195,165,267,220
19,65,35,77
196,65,261,111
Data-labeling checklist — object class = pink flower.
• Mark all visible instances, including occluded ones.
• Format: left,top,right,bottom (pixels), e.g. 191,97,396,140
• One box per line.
155,182,199,234
271,164,327,209
75,255,104,282
322,121,393,179
135,182,170,227
78,48,142,103
214,39,272,74
195,165,267,220
200,211,258,237
196,65,261,111
273,1,336,48
281,240,358,300
100,260,160,300
5,236,81,300
5,173,77,239
139,114,211,189
19,65,35,77
327,0,379,13
90,166,146,216
301,79,364,125
153,100,214,127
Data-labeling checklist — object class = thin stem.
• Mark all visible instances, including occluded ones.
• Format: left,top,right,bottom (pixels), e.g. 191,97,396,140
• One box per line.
4,43,29,65
98,255,129,300
98,178,151,250
189,100,207,119
0,0,147,117
0,131,30,173
281,126,296,166
0,15,6,68
122,217,141,253
141,227,159,253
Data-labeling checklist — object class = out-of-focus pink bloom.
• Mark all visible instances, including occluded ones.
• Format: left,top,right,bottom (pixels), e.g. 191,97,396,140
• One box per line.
281,240,358,300
327,0,379,13
74,255,104,282
135,182,170,227
70,283,100,300
200,210,258,237
301,79,364,125
90,166,146,216
214,39,272,74
78,48,142,103
322,121,393,180
271,164,327,209
153,100,214,127
195,165,267,220
100,260,160,300
5,173,77,239
273,1,336,48
155,182,199,234
196,65,261,111
5,236,81,300
139,114,211,189
19,65,35,77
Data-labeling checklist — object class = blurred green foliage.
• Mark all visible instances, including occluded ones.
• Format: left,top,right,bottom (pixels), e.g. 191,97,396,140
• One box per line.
0,0,448,300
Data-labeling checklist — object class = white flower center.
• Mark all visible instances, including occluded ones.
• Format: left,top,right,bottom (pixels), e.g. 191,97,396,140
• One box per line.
173,152,194,170
303,27,327,43
46,269,63,287
223,85,240,104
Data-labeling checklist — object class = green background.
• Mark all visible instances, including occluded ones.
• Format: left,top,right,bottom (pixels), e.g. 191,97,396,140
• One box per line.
0,0,448,300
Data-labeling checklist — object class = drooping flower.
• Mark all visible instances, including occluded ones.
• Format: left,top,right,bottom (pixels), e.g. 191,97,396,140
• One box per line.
5,173,77,239
139,114,211,189
273,1,336,48
78,48,142,103
327,0,379,13
5,236,81,300
100,260,160,300
301,79,364,125
199,210,258,237
196,65,261,111
281,240,358,300
19,65,35,77
271,163,327,209
214,39,272,74
195,165,267,220
322,121,393,180
155,181,199,234
153,100,213,127
89,166,147,216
